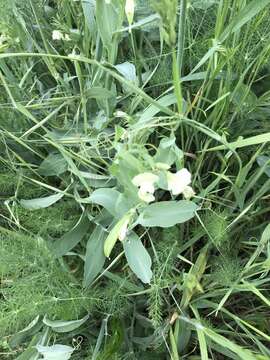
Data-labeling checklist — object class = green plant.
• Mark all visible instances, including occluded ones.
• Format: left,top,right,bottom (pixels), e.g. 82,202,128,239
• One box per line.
0,0,270,359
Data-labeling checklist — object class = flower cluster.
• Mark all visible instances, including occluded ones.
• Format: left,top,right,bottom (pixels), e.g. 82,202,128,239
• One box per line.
132,167,195,203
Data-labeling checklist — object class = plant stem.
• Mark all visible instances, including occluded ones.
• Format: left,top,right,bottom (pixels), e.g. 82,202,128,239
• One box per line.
177,0,188,76
172,49,182,114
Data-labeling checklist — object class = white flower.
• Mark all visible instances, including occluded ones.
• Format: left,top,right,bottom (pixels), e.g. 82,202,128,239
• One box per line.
167,168,194,198
52,30,64,40
132,172,159,203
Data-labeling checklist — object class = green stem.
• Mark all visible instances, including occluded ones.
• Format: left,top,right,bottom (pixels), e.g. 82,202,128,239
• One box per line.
177,0,188,76
172,49,182,114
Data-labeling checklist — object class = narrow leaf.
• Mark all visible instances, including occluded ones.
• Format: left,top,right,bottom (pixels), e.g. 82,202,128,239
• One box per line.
208,132,270,151
9,316,42,348
51,215,90,257
43,314,89,333
220,0,270,42
19,193,63,210
104,213,131,257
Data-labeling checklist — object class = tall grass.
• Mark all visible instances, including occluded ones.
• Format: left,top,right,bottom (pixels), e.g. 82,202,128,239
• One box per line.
0,0,270,359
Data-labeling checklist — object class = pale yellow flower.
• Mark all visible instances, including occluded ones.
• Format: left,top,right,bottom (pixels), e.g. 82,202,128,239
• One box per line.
132,172,159,203
167,168,194,198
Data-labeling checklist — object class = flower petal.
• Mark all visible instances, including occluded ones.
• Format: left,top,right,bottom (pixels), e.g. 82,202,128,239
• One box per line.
132,172,159,187
138,188,155,203
167,168,192,196
175,168,191,187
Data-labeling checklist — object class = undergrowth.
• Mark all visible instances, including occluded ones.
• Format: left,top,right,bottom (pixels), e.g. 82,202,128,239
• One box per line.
0,0,270,359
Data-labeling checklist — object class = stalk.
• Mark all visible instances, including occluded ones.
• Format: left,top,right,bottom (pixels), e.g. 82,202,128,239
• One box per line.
177,0,187,75
172,49,183,114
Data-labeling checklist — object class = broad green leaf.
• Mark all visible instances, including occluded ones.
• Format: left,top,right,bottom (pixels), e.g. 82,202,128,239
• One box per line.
154,136,183,166
43,314,89,333
9,316,42,348
123,233,152,284
19,193,63,210
104,213,132,257
38,153,68,176
51,215,90,257
82,0,96,34
83,225,107,287
138,201,198,228
36,345,74,360
89,188,120,217
96,0,123,50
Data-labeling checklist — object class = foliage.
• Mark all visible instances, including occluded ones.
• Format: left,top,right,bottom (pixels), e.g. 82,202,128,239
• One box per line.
0,0,270,358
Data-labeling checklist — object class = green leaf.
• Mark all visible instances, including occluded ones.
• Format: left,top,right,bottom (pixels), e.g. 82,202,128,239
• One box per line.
220,0,270,42
15,334,40,360
83,225,107,287
104,213,132,257
19,193,64,210
123,233,153,284
154,136,183,166
204,328,256,360
208,132,270,151
51,215,90,257
114,13,160,33
38,153,68,177
115,62,137,82
135,93,178,129
9,316,42,348
89,188,120,217
85,87,115,99
43,314,89,333
36,345,74,360
138,201,198,228
96,0,123,50
82,0,96,34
